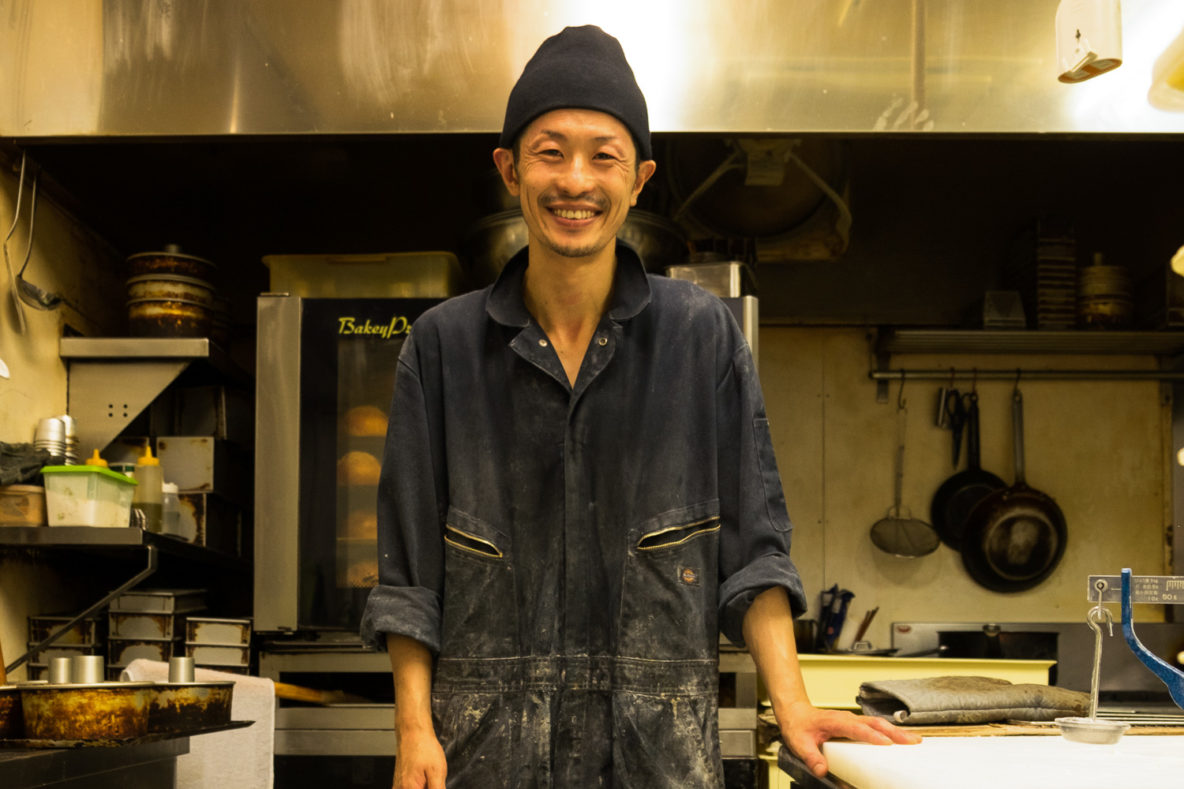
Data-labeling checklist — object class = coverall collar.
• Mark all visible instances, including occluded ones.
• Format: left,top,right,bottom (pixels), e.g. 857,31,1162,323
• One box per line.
485,240,653,328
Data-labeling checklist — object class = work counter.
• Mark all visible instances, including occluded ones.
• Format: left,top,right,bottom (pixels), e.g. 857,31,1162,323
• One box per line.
821,732,1184,789
770,723,1184,789
0,737,188,788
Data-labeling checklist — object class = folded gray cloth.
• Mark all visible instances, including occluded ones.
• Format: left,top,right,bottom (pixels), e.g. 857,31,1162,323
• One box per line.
0,442,50,485
858,676,1089,725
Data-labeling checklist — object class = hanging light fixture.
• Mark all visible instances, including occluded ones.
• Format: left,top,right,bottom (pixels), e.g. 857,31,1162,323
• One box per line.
1055,0,1124,83
1149,25,1184,110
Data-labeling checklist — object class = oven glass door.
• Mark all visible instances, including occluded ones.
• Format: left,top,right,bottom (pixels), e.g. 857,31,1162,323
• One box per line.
297,298,438,631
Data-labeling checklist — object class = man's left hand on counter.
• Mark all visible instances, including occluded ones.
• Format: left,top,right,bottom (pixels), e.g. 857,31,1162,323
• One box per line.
776,700,922,778
742,586,923,779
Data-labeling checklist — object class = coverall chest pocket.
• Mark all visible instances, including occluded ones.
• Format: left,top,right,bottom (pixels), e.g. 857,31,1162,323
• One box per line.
618,501,721,660
440,508,519,658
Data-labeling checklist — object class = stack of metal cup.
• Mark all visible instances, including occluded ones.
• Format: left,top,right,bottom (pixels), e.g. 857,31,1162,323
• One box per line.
33,415,77,465
59,414,78,464
34,417,66,464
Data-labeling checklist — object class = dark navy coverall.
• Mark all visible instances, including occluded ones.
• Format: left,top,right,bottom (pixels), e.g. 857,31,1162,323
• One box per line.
362,243,806,787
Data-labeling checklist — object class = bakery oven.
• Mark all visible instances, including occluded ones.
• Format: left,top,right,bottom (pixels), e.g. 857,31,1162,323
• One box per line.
253,255,457,639
253,279,456,758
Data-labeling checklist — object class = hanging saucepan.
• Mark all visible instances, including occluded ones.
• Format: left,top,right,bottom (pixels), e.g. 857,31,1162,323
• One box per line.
930,392,1007,550
960,388,1067,592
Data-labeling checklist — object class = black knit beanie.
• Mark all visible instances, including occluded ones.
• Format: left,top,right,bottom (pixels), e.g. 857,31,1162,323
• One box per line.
499,25,652,161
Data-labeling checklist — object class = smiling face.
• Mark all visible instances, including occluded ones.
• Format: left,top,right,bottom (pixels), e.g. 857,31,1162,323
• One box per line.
493,108,656,264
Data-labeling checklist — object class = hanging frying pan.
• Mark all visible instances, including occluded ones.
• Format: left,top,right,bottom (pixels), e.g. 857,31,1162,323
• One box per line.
961,388,1067,593
930,392,1007,550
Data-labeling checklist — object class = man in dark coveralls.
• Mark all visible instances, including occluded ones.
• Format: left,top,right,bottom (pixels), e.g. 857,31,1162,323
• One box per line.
361,25,919,789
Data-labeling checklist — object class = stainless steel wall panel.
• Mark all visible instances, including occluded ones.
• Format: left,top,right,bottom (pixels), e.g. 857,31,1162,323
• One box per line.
254,294,302,631
3,1,1184,137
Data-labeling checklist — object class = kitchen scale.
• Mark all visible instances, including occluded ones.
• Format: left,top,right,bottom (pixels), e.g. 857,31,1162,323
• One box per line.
1058,569,1184,742
1089,570,1184,707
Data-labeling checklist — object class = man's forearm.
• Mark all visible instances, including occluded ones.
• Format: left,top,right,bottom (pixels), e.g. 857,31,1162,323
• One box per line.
741,586,812,716
387,633,436,735
741,586,922,779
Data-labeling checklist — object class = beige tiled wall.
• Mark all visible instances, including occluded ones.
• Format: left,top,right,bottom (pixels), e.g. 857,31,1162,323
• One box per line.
0,162,123,680
761,327,1168,653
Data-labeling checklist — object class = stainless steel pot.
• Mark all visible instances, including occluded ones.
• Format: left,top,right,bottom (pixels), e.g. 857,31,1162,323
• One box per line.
460,209,688,286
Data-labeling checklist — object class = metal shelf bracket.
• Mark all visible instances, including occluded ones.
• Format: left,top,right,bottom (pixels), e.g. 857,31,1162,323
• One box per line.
5,545,159,675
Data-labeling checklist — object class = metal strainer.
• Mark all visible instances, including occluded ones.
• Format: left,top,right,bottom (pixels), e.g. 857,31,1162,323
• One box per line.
871,380,940,557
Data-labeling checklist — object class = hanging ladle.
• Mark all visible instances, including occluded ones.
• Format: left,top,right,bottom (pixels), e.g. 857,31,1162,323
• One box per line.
871,377,940,557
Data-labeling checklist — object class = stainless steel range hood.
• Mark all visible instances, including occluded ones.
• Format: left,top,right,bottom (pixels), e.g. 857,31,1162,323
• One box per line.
3,0,1184,138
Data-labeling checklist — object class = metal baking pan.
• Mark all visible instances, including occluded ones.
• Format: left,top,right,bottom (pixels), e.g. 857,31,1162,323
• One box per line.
0,719,253,749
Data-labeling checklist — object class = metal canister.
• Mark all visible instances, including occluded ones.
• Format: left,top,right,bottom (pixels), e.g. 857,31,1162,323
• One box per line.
58,414,78,464
48,657,72,684
70,655,105,684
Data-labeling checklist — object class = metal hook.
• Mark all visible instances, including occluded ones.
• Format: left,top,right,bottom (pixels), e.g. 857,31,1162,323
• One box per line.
1088,596,1114,638
897,371,907,410
1084,578,1115,718
1013,369,1022,395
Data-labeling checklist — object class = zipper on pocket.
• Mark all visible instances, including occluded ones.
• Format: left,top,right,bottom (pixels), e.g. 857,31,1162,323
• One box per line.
637,517,721,551
444,525,504,558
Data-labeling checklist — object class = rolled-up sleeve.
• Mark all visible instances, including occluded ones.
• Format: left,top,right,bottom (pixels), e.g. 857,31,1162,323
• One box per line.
716,339,807,646
360,332,447,654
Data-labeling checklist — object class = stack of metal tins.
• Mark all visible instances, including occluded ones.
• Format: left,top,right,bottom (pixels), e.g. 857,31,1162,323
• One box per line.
185,617,253,674
125,246,218,338
106,589,207,680
24,614,105,681
33,415,77,465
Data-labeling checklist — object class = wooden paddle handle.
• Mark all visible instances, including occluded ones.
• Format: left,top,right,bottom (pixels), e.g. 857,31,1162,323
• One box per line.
274,681,336,704
272,680,367,705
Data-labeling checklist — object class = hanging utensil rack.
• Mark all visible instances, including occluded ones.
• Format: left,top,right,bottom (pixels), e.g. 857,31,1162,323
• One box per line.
870,329,1184,399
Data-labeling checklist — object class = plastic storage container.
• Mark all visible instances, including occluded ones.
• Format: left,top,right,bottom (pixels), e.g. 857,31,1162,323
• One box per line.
41,466,137,527
262,252,461,298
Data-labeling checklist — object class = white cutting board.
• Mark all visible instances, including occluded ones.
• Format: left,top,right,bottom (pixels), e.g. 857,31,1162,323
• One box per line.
823,734,1184,789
